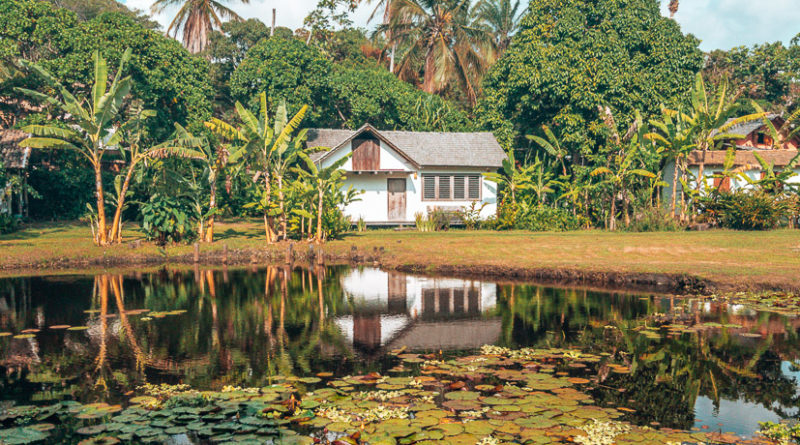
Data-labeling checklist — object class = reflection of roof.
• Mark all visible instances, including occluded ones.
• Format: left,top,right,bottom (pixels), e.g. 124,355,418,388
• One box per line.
686,150,799,167
387,319,501,351
306,124,506,168
0,129,31,169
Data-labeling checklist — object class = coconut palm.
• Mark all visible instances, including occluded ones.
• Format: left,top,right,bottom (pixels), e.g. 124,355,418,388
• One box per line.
377,0,494,106
17,50,134,246
151,0,248,53
668,0,678,17
476,0,521,54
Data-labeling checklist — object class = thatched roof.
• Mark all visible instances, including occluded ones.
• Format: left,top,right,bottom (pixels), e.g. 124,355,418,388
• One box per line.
306,123,506,168
0,129,31,169
686,149,800,167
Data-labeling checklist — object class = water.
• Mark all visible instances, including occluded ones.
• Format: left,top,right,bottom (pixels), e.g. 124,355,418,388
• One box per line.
1,266,799,438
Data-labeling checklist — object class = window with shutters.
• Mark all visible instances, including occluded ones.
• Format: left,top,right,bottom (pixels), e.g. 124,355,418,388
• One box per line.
421,174,482,201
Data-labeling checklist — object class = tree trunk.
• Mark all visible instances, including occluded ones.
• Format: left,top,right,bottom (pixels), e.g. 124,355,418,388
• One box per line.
609,186,617,231
622,186,630,227
264,171,276,243
277,174,287,240
205,174,218,243
696,145,706,190
315,187,324,244
109,165,136,244
423,48,435,93
670,158,679,218
94,162,108,245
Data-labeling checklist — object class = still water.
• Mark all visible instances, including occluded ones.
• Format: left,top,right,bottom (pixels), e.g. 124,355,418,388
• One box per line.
1,266,799,438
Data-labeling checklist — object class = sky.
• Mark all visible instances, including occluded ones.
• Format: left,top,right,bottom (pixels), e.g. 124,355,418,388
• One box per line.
122,0,800,52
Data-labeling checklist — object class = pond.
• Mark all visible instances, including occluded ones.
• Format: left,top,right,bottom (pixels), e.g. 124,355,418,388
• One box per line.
0,266,798,443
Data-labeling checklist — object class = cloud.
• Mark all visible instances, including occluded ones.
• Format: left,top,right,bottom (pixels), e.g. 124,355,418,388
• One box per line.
122,0,800,51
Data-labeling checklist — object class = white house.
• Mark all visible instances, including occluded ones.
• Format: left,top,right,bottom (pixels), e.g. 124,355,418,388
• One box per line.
663,116,800,201
307,124,505,224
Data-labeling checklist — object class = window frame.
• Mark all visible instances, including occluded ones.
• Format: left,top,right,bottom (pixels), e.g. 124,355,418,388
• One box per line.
421,173,482,201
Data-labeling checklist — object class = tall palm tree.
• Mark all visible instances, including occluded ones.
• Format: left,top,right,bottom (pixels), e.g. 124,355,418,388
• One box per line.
378,0,494,106
476,0,521,54
151,0,248,53
668,0,678,18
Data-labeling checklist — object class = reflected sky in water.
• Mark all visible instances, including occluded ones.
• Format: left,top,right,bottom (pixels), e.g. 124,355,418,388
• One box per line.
1,266,799,437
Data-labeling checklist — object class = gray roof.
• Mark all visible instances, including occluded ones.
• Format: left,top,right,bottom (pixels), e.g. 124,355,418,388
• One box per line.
306,124,506,168
711,114,781,139
0,129,31,169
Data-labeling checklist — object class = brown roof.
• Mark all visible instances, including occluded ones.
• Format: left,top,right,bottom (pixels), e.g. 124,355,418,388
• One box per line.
306,124,506,168
0,129,31,169
686,149,800,168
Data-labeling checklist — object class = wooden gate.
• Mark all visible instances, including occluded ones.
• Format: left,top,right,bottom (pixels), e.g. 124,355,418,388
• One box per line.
387,178,406,221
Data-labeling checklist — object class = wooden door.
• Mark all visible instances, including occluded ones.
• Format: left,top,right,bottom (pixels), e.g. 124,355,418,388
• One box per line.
387,178,406,221
352,136,380,170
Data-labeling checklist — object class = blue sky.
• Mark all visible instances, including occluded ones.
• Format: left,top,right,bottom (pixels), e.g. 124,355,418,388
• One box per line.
123,0,800,51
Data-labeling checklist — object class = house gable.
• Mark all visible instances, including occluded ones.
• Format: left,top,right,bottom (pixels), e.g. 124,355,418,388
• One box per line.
312,124,419,172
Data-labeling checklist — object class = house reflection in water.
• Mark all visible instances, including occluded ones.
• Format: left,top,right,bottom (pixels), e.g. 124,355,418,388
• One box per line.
333,268,499,353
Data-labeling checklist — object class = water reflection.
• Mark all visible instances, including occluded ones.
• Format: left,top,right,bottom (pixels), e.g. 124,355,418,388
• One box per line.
1,267,800,437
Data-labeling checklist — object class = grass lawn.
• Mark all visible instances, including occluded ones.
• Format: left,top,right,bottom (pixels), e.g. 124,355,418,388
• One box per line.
1,220,799,290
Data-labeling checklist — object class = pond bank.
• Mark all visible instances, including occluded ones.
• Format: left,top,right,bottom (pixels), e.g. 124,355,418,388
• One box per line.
1,221,799,294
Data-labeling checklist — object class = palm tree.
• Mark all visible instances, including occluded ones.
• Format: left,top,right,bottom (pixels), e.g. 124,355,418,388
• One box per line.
151,0,248,53
378,0,494,106
476,0,521,54
17,50,134,246
687,73,765,189
668,0,678,17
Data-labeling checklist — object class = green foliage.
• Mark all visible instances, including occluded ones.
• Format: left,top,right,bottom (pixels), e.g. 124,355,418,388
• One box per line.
477,0,703,151
457,201,488,230
624,206,683,232
328,66,473,131
758,421,800,445
43,0,159,28
700,191,790,231
139,193,197,244
513,205,585,232
1,1,213,138
0,213,20,234
230,36,332,124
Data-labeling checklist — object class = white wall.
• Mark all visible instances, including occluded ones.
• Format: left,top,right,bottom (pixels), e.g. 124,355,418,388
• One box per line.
662,160,800,203
318,138,498,223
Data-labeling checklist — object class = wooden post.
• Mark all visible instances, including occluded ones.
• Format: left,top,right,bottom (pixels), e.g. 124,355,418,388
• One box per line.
286,243,293,264
271,9,276,36
316,247,324,266
193,243,200,263
222,243,229,265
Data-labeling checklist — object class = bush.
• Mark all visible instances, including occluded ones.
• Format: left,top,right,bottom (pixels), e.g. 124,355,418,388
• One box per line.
625,207,683,232
0,213,20,234
139,193,197,245
513,205,585,232
700,191,789,230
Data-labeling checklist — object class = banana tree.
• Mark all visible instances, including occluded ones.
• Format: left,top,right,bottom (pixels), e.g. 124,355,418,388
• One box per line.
592,112,656,230
206,94,307,243
150,124,244,242
17,49,134,245
295,153,350,244
752,102,800,150
742,150,800,195
687,73,765,189
527,125,569,176
483,149,532,203
647,107,696,219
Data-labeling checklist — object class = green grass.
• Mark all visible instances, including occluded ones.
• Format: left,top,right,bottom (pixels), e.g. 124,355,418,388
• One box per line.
2,220,800,290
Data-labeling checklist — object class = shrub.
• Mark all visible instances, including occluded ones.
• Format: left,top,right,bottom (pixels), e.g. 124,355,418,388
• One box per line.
625,207,683,232
700,191,790,230
514,205,585,232
428,208,451,231
0,213,19,234
457,202,488,230
139,193,197,245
